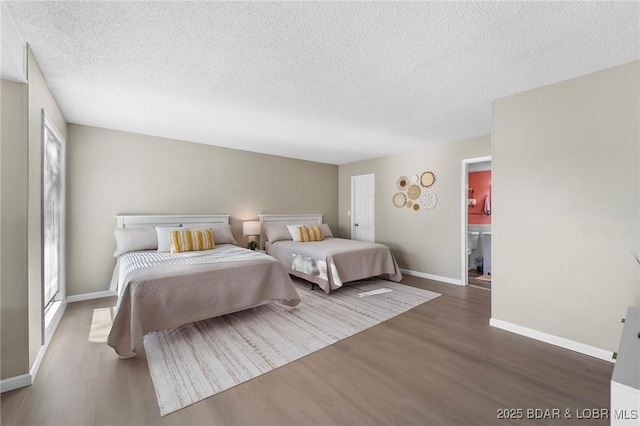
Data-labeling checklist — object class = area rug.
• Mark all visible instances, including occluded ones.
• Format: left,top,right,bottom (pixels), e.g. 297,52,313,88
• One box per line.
476,275,492,282
143,279,441,416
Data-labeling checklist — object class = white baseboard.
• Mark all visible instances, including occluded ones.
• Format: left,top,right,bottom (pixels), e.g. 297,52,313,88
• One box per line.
2,290,115,393
0,374,31,393
28,345,46,387
489,318,614,363
401,269,462,286
66,290,117,303
1,300,70,393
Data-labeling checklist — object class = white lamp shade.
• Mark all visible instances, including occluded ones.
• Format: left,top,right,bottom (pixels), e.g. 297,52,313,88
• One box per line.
243,221,261,236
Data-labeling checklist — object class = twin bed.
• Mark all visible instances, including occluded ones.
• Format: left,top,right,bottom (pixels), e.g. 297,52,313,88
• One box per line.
107,214,402,358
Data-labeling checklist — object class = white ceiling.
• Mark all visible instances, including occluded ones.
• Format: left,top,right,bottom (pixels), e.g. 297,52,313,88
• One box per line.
6,1,639,165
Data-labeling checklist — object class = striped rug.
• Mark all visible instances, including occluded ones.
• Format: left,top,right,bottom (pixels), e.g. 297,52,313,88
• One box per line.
144,278,441,416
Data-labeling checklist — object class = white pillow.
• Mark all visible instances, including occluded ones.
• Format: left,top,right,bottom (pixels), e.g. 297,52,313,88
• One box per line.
320,223,333,238
211,224,238,245
287,225,305,242
265,224,292,243
156,227,182,252
113,228,157,257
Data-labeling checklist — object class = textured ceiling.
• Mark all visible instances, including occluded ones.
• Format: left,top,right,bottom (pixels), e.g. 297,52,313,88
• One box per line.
6,1,640,165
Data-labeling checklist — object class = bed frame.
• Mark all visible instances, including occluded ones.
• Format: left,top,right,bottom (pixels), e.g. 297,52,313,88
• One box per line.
116,214,230,229
258,214,322,250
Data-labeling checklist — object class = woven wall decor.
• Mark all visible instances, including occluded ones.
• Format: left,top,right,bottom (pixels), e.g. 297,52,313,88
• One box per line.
407,184,421,200
420,171,436,187
393,192,407,207
394,170,438,211
396,176,409,190
420,189,438,209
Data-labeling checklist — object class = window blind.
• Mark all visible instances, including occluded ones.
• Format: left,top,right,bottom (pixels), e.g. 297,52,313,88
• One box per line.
43,121,62,308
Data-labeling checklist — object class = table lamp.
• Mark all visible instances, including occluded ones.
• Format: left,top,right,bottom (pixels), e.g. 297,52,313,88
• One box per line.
243,221,261,250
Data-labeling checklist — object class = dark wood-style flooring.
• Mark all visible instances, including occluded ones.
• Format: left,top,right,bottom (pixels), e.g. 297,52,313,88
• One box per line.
1,276,613,425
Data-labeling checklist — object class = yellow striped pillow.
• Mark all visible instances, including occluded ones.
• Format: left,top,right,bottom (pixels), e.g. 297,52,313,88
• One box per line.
297,225,324,242
169,228,215,253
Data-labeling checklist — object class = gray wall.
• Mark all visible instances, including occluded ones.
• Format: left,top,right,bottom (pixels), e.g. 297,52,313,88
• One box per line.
66,124,339,296
492,61,640,352
338,136,491,281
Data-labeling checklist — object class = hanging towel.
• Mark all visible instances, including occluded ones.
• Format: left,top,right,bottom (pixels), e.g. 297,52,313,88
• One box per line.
482,194,491,216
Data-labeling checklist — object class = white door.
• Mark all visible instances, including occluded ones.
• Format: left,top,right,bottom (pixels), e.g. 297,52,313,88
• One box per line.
351,174,375,242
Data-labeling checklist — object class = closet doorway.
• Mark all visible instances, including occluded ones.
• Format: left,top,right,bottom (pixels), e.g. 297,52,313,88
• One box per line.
460,156,492,287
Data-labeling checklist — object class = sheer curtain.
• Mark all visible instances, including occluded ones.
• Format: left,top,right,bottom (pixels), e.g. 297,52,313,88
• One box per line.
43,117,63,310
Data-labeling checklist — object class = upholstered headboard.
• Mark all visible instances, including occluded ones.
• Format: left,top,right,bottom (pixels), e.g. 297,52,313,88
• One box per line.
258,214,322,250
116,214,230,229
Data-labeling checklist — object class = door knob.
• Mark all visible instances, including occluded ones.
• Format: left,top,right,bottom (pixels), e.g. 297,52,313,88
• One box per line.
354,223,359,227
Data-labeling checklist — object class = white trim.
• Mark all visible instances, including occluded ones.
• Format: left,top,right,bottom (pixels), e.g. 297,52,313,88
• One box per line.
28,343,47,384
460,156,491,286
401,268,462,286
44,300,66,346
30,299,68,389
612,380,639,397
0,374,31,393
66,290,117,303
42,112,67,338
42,113,65,146
489,318,614,362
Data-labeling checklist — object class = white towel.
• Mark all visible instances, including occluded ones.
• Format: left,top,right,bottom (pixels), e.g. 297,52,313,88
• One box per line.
482,194,491,216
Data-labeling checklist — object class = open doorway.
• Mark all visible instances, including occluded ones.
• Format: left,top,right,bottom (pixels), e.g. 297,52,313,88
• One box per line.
460,156,492,287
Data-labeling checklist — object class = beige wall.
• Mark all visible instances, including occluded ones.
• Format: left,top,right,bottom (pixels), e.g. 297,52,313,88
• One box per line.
1,80,29,379
26,47,68,368
66,124,338,296
0,50,67,380
492,61,640,353
338,136,491,280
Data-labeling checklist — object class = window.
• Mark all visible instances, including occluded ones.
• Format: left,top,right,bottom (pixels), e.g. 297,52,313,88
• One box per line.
42,114,65,323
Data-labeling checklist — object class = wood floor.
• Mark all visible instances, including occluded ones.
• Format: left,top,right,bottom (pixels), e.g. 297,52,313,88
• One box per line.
1,276,613,425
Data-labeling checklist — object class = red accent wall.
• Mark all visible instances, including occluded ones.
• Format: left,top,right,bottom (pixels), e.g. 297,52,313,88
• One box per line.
468,170,491,225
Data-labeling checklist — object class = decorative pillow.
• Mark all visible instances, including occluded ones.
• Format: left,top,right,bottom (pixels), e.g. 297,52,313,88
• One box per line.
169,228,215,253
304,225,324,242
287,224,324,242
211,224,238,245
265,224,293,243
184,224,238,245
320,223,333,238
113,228,157,257
156,227,182,252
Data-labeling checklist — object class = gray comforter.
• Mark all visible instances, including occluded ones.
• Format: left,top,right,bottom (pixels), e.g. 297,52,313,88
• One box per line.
266,238,402,293
107,245,300,358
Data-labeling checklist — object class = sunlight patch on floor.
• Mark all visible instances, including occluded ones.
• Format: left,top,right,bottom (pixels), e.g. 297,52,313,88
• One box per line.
89,307,113,343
